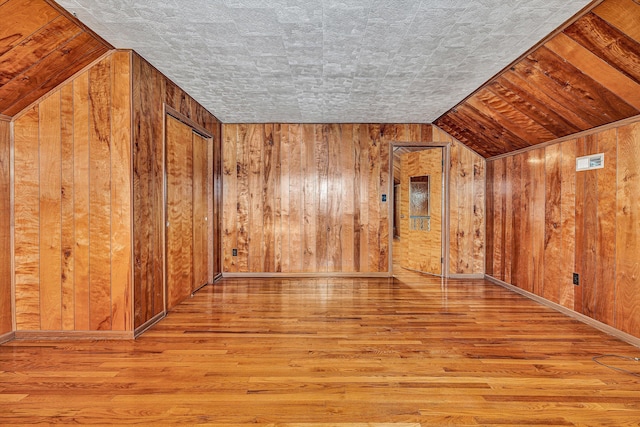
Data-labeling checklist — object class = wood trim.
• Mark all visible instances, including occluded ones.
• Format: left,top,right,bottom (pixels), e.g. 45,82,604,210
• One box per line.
192,282,209,295
10,118,16,333
485,275,640,349
390,141,451,277
0,331,15,344
10,49,115,121
222,272,393,278
133,311,165,338
0,114,10,122
487,114,640,161
128,50,135,335
449,274,486,279
213,273,223,282
164,105,213,139
435,0,607,123
14,330,135,340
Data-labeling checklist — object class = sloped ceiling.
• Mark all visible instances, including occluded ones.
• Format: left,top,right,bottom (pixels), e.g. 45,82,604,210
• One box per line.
0,0,111,116
56,0,592,124
2,0,639,159
435,0,640,158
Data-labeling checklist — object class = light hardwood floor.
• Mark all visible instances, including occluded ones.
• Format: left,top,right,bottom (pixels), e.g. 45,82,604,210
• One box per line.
1,267,639,425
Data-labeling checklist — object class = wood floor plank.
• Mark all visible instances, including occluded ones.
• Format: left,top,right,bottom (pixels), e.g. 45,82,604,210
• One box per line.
1,265,639,425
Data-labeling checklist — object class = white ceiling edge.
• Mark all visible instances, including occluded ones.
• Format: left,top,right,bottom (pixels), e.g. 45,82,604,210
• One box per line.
58,0,594,124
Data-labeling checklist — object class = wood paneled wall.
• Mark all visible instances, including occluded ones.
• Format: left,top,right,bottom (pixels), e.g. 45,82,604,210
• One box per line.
435,127,486,276
0,118,11,338
12,51,132,333
223,124,485,276
132,53,222,330
486,119,640,338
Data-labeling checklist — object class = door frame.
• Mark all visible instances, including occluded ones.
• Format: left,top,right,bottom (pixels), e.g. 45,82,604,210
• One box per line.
389,141,451,277
162,105,214,313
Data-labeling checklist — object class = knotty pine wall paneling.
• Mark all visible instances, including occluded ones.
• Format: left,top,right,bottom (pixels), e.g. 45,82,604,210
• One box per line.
132,53,222,331
0,118,11,340
486,118,640,339
223,124,485,276
12,50,133,335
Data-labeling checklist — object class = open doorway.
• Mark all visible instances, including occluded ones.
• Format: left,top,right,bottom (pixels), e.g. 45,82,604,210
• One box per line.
391,145,447,277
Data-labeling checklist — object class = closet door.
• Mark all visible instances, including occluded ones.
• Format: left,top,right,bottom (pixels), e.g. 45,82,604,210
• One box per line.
165,116,194,310
192,132,209,291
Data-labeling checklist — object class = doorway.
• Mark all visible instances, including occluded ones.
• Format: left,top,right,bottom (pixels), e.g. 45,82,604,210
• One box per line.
392,145,446,276
164,112,212,311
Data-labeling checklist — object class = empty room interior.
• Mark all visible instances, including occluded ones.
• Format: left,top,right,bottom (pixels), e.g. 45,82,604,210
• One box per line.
1,0,640,424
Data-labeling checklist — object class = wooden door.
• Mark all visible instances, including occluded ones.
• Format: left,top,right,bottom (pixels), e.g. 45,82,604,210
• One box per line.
165,116,194,310
399,148,443,276
192,132,208,292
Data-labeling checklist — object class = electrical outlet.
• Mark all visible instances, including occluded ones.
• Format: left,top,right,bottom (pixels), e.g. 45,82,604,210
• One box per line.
232,248,238,257
573,273,579,286
381,194,387,202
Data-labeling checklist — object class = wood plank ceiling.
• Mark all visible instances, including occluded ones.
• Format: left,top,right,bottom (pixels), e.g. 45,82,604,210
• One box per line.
435,0,640,158
0,0,111,117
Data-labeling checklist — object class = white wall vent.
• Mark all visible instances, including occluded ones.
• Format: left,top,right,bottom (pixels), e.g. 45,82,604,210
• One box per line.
576,153,604,171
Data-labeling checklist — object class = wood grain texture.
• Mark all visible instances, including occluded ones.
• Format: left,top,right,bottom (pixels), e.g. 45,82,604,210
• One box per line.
509,155,524,290
615,121,640,336
594,0,640,42
484,161,495,277
594,128,617,326
60,83,75,330
13,107,41,330
530,148,546,297
559,139,576,309
222,124,238,273
543,143,562,304
248,124,264,272
0,0,59,56
109,51,132,331
491,158,505,281
11,52,134,334
435,0,640,158
573,137,587,314
580,134,598,318
400,149,442,275
486,118,640,341
38,92,62,330
131,52,221,329
223,124,484,276
224,124,399,274
3,272,640,425
165,116,193,310
73,72,91,331
0,120,11,335
449,137,485,274
193,131,209,289
88,56,112,331
0,0,112,116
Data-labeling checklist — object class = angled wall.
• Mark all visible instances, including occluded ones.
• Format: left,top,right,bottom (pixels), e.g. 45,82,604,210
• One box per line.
12,50,133,336
486,117,640,339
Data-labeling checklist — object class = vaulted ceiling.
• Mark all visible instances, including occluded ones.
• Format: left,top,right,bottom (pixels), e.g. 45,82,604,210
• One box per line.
0,0,111,116
2,0,640,158
435,0,640,157
55,0,593,125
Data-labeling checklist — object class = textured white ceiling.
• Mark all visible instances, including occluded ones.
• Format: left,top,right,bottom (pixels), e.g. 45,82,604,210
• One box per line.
58,0,593,123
